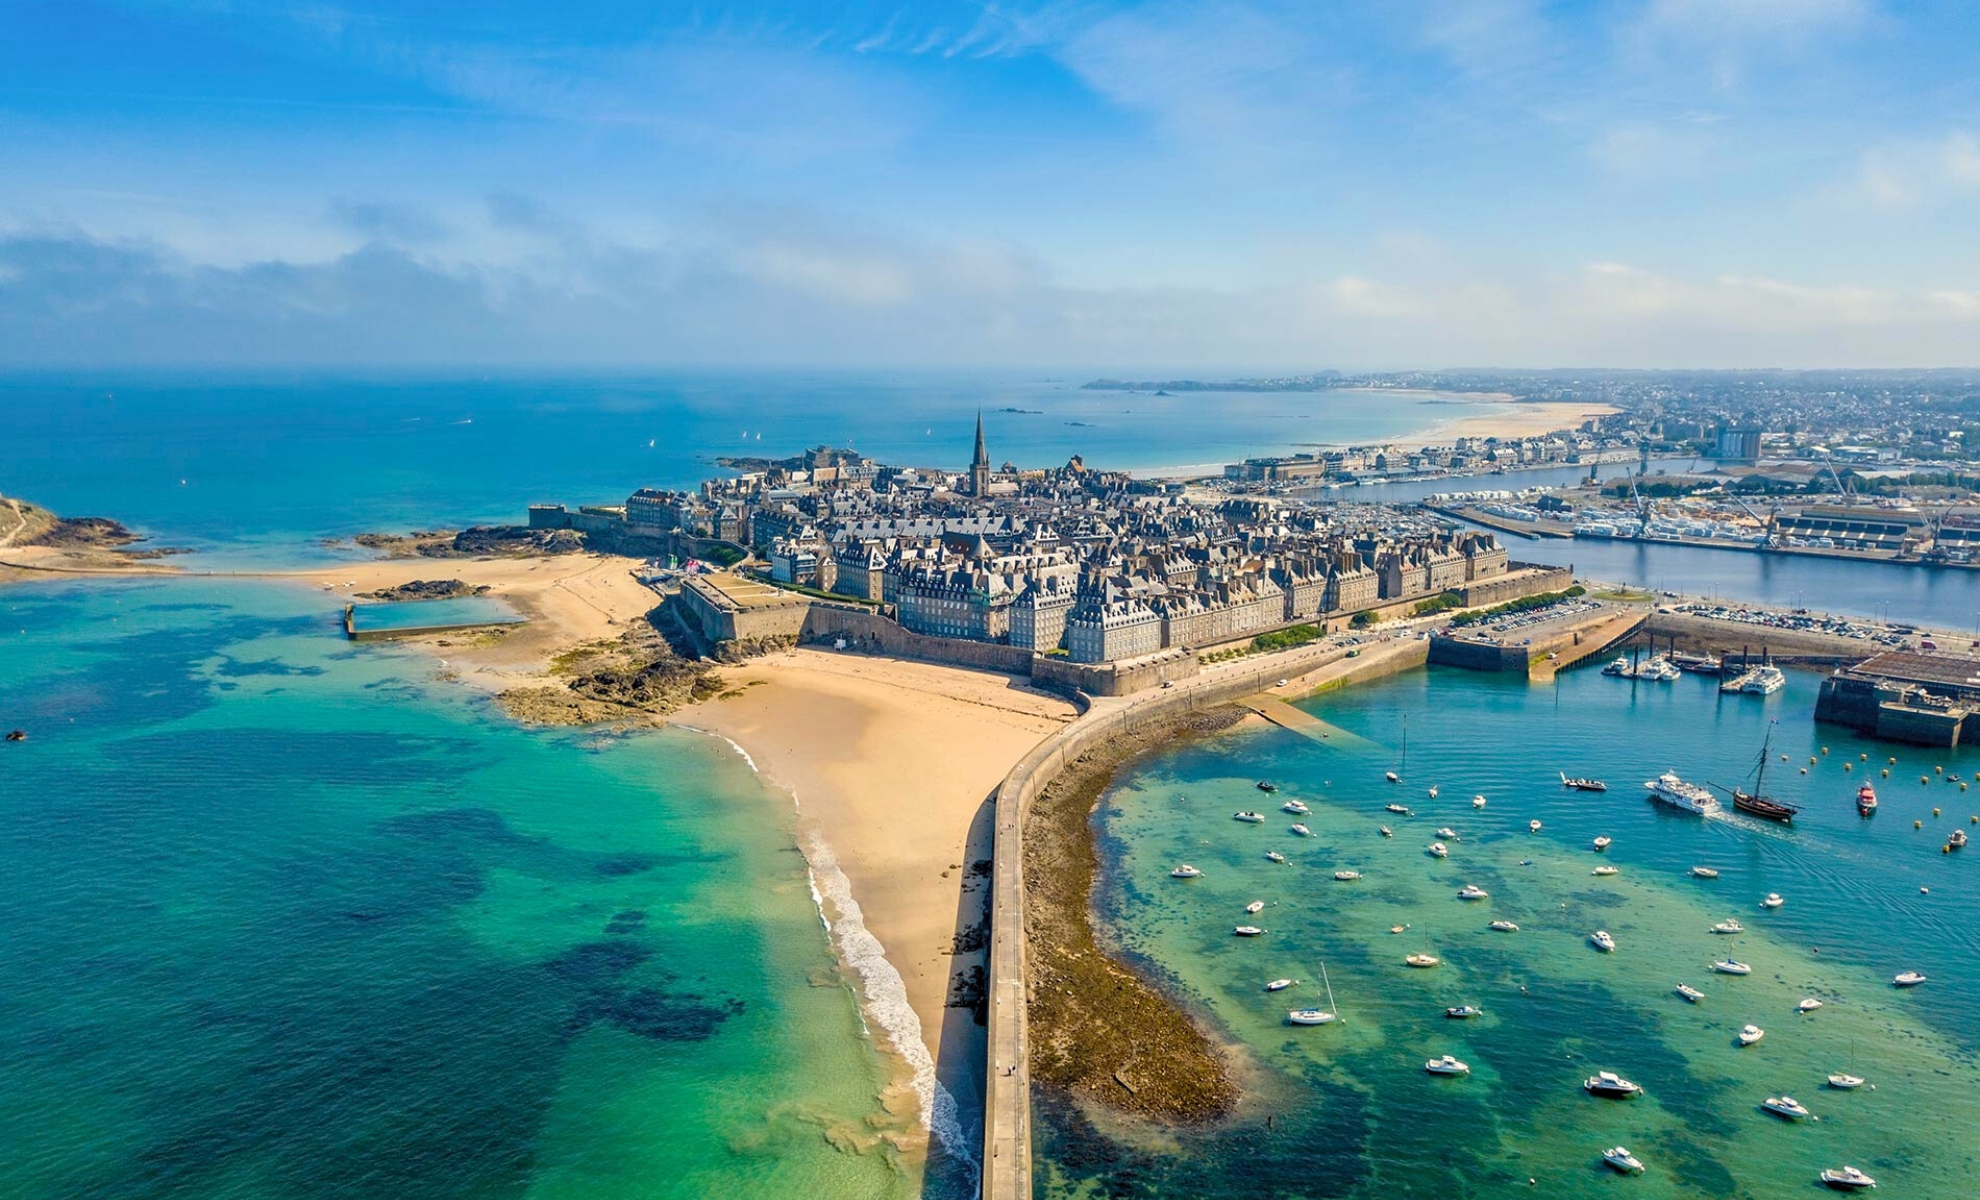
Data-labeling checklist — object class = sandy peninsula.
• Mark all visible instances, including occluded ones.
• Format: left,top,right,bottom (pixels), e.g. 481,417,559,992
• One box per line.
1400,399,1617,444
671,649,1076,1171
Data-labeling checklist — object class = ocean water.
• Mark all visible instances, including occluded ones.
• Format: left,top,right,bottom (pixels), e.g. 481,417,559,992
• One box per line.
1039,665,1980,1199
0,579,916,1200
0,371,1476,568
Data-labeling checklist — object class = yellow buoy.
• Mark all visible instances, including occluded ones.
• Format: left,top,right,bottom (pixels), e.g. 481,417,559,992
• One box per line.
1935,807,1942,817
1938,765,1945,774
1923,776,1931,784
1945,845,1952,854
1811,757,1819,764
1845,763,1854,771
1861,752,1869,760
1891,757,1899,764
1782,754,1790,762
1882,769,1890,778
1916,819,1924,828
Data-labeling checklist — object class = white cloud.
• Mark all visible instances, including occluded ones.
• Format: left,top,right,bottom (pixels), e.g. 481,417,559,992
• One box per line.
1851,130,1980,210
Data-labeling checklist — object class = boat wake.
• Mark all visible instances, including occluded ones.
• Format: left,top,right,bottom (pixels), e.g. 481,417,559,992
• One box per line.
698,729,979,1188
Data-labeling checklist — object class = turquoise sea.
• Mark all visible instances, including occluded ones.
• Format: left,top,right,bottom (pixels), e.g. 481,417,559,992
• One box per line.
0,580,916,1199
1041,666,1980,1199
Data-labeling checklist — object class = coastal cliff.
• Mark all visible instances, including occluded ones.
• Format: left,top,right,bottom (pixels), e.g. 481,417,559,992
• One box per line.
1023,706,1246,1123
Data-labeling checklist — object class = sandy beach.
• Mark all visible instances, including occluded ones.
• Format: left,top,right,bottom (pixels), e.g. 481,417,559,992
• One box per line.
671,649,1075,1169
1398,399,1617,445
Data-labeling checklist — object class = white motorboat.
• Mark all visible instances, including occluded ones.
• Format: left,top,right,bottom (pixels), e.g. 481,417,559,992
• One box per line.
1764,1095,1811,1120
1602,656,1629,676
1427,786,1439,799
1265,851,1287,864
1424,1054,1470,1076
1456,884,1489,900
1675,983,1704,1003
1379,825,1394,837
1590,930,1617,952
1529,819,1543,832
1385,803,1413,816
1234,811,1266,824
1827,1073,1865,1089
1761,893,1785,909
1712,958,1753,975
1171,865,1203,878
1488,919,1520,932
1287,1008,1336,1025
1436,827,1460,840
1738,1024,1765,1046
1645,770,1722,815
1427,842,1449,858
1592,865,1619,876
1290,823,1312,837
1819,1165,1877,1190
1712,919,1744,934
1265,978,1294,991
1404,953,1440,968
1234,925,1265,937
1385,771,1400,783
1742,665,1788,695
1894,970,1927,987
1334,870,1362,881
1798,998,1824,1013
1583,1070,1642,1098
1603,1146,1646,1174
1445,1005,1483,1019
1692,866,1720,878
1593,835,1613,851
1244,900,1265,915
1281,800,1310,815
1472,794,1487,808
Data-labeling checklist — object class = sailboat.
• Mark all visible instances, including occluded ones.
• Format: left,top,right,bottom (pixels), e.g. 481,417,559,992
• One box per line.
1386,716,1408,783
1289,962,1341,1026
1717,721,1801,823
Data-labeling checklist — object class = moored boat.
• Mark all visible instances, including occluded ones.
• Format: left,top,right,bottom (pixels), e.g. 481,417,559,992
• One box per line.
1603,1146,1646,1174
1379,826,1393,837
1281,799,1310,815
1287,1008,1336,1025
1290,823,1312,837
1711,918,1744,934
1171,865,1202,878
1386,803,1413,816
1265,978,1294,991
1334,870,1361,881
1593,835,1613,851
1738,1024,1765,1045
1761,893,1785,909
1488,919,1519,932
1741,664,1787,694
1763,1095,1811,1120
1590,929,1616,952
1424,1054,1470,1075
1436,827,1460,840
1583,1071,1642,1098
1828,1073,1865,1089
1255,780,1278,793
1560,772,1608,792
1592,865,1619,876
1427,842,1449,858
1819,1166,1877,1190
1265,851,1287,864
1528,818,1543,832
1404,953,1440,968
1894,970,1927,987
1799,997,1824,1013
1857,784,1879,815
1234,810,1266,823
1445,1005,1482,1019
1472,794,1487,808
1244,900,1265,914
1675,983,1704,1003
1950,829,1969,850
1692,866,1720,878
1456,883,1488,900
1234,925,1265,937
1712,958,1753,975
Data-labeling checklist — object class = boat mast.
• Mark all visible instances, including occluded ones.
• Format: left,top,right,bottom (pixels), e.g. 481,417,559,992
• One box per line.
1400,715,1408,778
1754,720,1774,795
1321,961,1339,1018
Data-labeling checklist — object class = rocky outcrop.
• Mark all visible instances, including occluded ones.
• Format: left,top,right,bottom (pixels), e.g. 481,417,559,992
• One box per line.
497,624,723,727
359,579,490,602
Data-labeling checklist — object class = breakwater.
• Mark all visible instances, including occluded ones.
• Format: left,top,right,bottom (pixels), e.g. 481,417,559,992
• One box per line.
980,636,1427,1199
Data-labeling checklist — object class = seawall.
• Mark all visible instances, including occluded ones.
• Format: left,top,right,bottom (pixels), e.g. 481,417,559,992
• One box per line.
979,635,1427,1200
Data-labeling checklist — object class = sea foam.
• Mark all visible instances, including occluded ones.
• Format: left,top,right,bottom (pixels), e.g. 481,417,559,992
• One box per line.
697,729,979,1188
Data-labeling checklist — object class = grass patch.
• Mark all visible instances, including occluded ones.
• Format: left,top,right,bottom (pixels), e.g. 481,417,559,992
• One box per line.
1448,585,1588,627
1250,623,1323,653
1412,592,1464,617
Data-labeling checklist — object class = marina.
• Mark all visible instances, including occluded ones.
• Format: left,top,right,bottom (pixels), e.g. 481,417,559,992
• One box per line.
1046,660,1980,1199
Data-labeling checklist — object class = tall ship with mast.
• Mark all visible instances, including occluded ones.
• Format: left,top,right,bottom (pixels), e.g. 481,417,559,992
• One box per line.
1721,723,1801,824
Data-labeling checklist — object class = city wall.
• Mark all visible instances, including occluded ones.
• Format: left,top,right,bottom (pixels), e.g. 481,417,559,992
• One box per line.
980,636,1427,1200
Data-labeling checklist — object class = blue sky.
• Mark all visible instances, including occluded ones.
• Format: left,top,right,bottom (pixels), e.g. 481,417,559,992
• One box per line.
2,0,1977,367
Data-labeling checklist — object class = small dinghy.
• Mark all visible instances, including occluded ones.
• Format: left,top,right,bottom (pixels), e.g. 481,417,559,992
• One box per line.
1592,835,1613,851
1333,870,1361,881
1472,794,1487,808
1528,819,1542,832
1265,978,1294,992
1761,893,1785,909
1244,900,1265,915
1290,823,1312,837
1436,827,1460,840
1170,865,1202,879
1603,1147,1645,1174
1386,803,1413,816
1233,811,1266,824
1592,865,1619,876
1711,919,1744,934
1255,781,1278,793
1738,1024,1765,1046
1404,953,1440,968
1265,851,1287,864
1379,825,1394,838
1675,983,1704,1003
1234,925,1265,937
1445,1005,1483,1019
1456,884,1489,900
1798,998,1824,1013
1894,970,1927,987
1488,919,1519,932
1692,866,1720,878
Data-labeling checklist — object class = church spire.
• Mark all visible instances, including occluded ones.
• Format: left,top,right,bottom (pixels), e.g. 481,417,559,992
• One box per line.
970,412,991,497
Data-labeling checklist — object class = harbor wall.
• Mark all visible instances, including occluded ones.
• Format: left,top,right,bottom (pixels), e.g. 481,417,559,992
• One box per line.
1426,637,1532,672
981,635,1426,1200
798,604,1039,675
1458,564,1575,607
